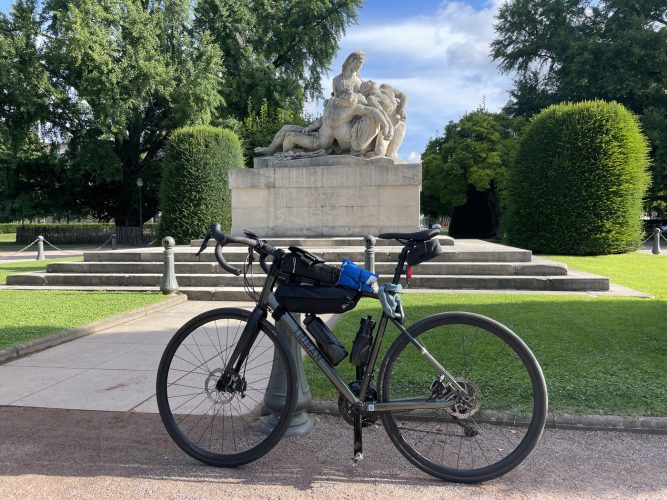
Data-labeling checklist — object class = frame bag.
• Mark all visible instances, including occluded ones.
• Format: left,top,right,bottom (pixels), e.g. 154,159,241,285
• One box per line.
274,283,360,314
277,247,339,286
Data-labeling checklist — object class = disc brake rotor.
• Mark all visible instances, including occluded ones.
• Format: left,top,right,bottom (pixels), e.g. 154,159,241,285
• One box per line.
431,378,482,419
204,368,235,405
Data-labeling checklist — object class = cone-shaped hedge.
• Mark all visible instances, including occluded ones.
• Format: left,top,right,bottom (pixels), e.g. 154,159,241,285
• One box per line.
505,101,650,255
159,126,243,244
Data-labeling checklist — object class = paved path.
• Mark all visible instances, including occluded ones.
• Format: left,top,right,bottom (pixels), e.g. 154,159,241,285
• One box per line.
0,407,664,499
0,301,248,412
0,300,665,498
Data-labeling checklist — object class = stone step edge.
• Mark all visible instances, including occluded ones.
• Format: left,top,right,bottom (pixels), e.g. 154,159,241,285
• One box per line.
8,272,605,283
49,259,567,269
308,401,667,434
83,253,534,264
190,235,456,247
0,282,645,297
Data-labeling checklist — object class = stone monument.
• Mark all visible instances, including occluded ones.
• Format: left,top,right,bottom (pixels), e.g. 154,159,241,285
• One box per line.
230,50,421,237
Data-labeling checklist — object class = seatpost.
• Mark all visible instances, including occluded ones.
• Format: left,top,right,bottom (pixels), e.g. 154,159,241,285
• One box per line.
392,246,410,284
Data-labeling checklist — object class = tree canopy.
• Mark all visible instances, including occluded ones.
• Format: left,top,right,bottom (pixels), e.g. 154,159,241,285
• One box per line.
196,0,362,121
491,0,667,213
0,0,361,223
421,109,525,237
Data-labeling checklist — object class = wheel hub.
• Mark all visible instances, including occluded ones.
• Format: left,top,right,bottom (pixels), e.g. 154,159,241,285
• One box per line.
205,369,242,404
430,378,481,419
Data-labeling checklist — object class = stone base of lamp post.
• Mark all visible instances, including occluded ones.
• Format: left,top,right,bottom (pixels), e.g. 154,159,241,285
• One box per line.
262,314,314,437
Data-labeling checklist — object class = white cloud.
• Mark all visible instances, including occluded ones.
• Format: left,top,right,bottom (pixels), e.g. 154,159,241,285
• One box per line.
406,151,421,163
310,0,512,160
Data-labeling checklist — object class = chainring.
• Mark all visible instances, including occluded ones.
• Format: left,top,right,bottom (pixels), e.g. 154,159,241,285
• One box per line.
338,380,380,426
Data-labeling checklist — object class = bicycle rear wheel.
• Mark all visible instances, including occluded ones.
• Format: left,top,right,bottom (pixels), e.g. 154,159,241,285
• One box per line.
379,312,547,483
156,308,297,467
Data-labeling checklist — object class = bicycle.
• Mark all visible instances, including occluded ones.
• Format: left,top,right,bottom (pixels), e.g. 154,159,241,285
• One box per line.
156,224,548,483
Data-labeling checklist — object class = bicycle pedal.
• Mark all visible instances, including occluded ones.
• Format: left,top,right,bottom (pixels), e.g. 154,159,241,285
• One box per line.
352,452,364,465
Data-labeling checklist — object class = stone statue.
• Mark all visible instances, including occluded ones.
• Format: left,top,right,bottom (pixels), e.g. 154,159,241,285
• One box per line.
254,50,408,161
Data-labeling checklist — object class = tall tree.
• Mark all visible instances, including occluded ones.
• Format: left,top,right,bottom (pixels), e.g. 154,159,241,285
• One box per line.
1,0,223,224
44,0,223,225
195,0,362,120
421,110,525,237
0,1,58,220
491,0,667,213
1,0,362,224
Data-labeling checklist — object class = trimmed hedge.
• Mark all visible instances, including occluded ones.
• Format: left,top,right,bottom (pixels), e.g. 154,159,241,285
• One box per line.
0,223,20,234
15,223,159,244
505,101,650,255
159,126,243,244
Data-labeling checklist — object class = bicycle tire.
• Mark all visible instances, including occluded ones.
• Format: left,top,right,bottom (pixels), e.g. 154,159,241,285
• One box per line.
378,312,548,483
156,307,297,467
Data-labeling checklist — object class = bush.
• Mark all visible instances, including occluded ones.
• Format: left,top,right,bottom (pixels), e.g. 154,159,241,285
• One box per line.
0,223,20,234
159,126,243,244
14,223,159,244
504,100,650,255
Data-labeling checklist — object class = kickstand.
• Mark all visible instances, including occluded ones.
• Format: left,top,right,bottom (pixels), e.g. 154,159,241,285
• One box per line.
352,404,364,465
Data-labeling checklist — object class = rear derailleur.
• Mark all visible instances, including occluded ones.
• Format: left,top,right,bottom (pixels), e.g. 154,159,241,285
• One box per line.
429,377,481,437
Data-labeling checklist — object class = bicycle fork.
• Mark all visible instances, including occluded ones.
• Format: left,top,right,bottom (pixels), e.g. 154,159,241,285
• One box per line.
216,306,266,394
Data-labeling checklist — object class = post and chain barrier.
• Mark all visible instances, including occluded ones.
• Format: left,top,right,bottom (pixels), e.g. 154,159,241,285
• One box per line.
42,238,86,255
3,237,42,259
643,228,667,255
160,236,178,294
363,234,376,273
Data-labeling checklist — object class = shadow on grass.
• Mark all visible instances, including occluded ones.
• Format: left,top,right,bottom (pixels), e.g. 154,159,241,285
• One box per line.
317,296,667,416
0,324,77,351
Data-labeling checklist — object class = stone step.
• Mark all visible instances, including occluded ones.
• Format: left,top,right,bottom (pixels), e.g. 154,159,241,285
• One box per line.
191,235,455,247
46,260,567,277
84,244,532,264
7,271,608,291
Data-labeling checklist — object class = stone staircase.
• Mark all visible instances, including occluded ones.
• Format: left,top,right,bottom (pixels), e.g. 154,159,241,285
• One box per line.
4,237,610,300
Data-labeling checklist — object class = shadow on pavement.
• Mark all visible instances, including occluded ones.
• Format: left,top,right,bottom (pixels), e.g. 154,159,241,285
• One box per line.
0,406,665,498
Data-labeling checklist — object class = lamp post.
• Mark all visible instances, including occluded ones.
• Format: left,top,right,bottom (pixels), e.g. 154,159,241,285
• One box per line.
137,177,144,239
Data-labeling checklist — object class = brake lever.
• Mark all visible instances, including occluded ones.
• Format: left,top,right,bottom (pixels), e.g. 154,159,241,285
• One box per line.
196,233,211,256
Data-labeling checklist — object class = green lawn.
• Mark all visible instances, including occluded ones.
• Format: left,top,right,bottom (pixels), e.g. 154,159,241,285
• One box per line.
0,258,168,350
0,290,169,350
305,252,667,417
0,233,17,247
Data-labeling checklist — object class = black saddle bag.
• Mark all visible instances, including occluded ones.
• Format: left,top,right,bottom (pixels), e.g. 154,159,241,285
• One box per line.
406,238,444,266
274,283,360,314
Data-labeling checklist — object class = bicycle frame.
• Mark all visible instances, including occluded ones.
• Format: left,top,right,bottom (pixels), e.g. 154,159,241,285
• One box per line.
220,242,460,415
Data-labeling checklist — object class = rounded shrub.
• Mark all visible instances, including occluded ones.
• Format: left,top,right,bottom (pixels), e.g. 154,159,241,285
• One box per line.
504,100,650,255
159,126,243,244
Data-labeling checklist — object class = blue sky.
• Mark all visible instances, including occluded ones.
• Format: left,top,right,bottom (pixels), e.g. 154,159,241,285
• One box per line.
0,0,511,161
322,0,511,161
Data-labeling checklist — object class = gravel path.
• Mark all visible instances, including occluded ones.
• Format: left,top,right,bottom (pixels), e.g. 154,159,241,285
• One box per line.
0,406,664,499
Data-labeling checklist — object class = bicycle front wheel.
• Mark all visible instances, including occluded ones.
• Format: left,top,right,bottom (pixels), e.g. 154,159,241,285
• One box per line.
379,312,548,483
156,308,297,467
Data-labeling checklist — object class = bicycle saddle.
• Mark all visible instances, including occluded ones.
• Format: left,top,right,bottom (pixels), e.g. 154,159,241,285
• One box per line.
378,229,440,242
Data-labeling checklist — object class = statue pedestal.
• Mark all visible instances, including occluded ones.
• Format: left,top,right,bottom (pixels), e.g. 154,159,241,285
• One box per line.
230,157,421,237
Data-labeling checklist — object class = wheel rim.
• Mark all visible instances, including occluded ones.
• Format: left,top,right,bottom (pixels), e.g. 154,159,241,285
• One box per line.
158,312,294,462
381,316,546,479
